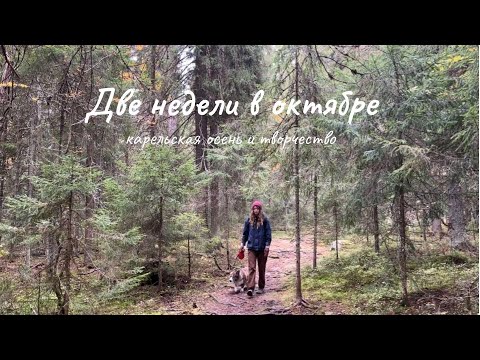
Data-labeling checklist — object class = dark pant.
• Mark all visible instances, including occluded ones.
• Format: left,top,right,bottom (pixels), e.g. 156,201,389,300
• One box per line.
247,250,268,290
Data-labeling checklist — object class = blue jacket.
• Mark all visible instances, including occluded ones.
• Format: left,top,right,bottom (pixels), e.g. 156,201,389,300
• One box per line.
242,216,272,251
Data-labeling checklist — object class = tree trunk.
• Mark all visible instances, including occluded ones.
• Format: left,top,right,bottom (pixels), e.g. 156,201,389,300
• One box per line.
52,65,71,314
432,218,442,240
206,184,211,233
0,47,13,245
194,112,207,172
62,188,74,315
149,45,157,137
391,54,409,305
209,118,219,235
195,110,208,230
13,126,21,204
330,172,339,261
0,164,4,242
84,137,94,266
210,177,219,235
193,47,209,228
226,192,231,270
366,216,369,245
447,173,470,250
294,48,302,303
26,94,40,268
59,98,65,153
187,236,191,280
373,204,380,253
334,201,339,261
210,182,219,235
313,172,318,269
0,109,7,246
421,209,427,243
394,149,409,305
157,196,164,291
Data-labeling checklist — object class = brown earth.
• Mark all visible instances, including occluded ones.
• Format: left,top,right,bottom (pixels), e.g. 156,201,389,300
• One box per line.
148,234,349,315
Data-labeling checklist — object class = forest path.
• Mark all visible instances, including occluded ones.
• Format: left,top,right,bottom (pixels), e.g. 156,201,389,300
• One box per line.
192,235,330,315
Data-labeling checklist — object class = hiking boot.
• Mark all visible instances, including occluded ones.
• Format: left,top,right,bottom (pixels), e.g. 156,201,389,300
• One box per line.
247,289,253,297
255,288,264,294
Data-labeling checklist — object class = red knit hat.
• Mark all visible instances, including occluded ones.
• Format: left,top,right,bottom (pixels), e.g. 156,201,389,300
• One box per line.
251,200,263,210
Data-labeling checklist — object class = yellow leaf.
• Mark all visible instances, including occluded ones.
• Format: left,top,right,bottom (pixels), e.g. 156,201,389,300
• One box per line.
447,55,463,64
135,45,144,51
272,114,283,123
0,82,28,88
121,71,134,81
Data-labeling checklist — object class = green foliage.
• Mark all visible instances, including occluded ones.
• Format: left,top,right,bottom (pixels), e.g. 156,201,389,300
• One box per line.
93,209,143,265
0,154,101,248
102,177,129,213
0,195,46,247
124,145,200,237
203,236,223,255
307,247,397,289
4,195,45,222
98,267,150,301
0,199,42,252
172,212,208,241
0,278,15,314
127,146,196,204
0,244,7,258
0,142,16,156
193,45,263,107
302,243,478,314
32,155,101,204
1,45,477,314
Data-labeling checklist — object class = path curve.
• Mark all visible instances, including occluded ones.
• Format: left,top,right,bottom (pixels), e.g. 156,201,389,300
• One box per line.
196,235,328,315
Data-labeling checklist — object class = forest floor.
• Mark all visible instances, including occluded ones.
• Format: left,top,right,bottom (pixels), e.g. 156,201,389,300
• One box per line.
1,232,476,315
134,233,349,315
126,231,478,315
0,232,348,315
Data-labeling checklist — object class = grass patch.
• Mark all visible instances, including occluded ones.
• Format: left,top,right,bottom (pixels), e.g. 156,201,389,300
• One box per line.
298,237,478,314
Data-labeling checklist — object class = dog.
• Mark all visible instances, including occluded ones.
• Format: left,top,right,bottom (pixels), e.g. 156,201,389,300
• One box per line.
229,268,247,294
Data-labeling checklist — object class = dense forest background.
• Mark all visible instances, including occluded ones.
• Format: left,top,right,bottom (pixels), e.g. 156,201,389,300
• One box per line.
0,45,478,315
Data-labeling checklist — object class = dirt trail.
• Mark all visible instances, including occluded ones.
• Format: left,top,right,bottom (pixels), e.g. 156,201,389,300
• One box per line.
193,235,329,315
